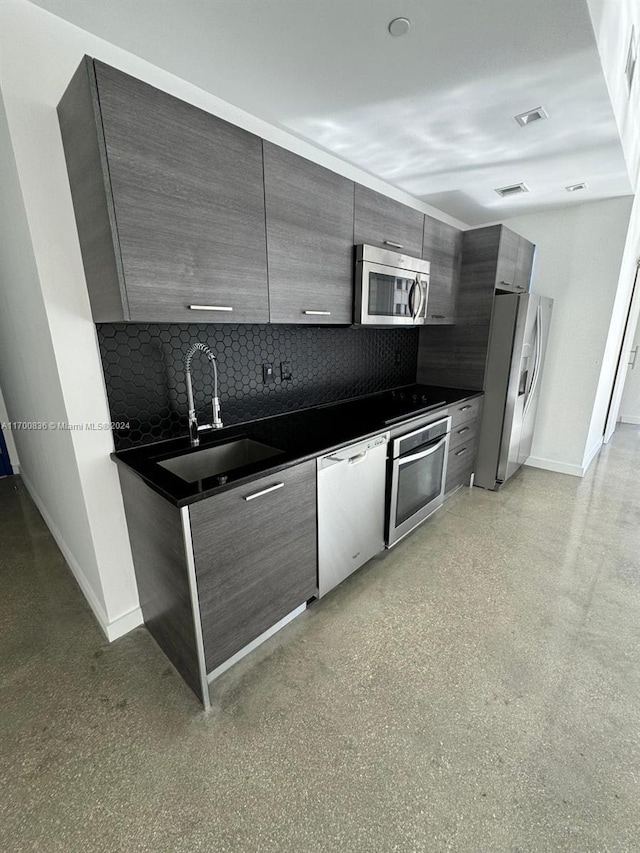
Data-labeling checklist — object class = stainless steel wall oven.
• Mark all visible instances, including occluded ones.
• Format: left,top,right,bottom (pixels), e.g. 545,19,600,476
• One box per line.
387,416,451,546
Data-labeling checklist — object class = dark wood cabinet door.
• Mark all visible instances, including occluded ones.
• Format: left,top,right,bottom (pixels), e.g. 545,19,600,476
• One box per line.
354,185,424,258
422,215,463,324
514,238,535,292
495,227,520,291
445,439,477,494
94,61,269,323
264,142,354,324
190,461,318,673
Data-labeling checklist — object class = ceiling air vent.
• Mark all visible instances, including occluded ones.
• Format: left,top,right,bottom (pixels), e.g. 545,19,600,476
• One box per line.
514,106,548,126
495,183,529,198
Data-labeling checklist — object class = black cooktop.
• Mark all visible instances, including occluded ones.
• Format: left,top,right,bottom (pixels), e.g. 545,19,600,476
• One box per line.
381,387,448,424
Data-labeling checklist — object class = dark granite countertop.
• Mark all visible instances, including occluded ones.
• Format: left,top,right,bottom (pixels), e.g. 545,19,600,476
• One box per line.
111,384,482,506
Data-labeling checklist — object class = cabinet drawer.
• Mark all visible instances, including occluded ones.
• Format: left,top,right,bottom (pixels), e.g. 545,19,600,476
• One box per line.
449,418,478,453
450,396,482,429
445,439,477,494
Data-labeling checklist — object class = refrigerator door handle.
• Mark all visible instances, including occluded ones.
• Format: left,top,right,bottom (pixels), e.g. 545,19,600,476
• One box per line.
518,368,528,396
524,304,543,418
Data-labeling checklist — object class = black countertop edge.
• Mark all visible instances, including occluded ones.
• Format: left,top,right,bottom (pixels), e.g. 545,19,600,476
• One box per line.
111,385,482,507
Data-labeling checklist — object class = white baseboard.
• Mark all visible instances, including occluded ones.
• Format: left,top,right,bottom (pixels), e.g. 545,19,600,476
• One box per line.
18,470,143,642
104,605,144,642
620,415,640,425
525,438,604,478
582,436,603,474
524,456,584,477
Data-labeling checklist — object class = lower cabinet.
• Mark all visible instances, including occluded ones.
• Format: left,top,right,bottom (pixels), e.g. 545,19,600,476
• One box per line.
445,437,477,494
119,459,317,708
445,396,483,494
118,402,480,709
189,461,318,673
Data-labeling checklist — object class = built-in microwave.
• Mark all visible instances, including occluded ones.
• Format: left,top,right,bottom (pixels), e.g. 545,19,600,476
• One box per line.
354,244,430,326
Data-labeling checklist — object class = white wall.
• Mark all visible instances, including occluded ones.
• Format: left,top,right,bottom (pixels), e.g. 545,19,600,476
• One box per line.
0,90,114,629
587,0,640,441
0,384,20,471
588,0,640,188
619,305,640,423
502,196,633,476
592,190,640,441
0,0,468,642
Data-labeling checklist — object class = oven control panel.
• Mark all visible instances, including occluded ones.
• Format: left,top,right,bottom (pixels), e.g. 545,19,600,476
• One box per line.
393,416,451,459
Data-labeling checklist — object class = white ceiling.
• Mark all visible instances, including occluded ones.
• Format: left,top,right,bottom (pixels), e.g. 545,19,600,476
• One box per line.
29,0,632,225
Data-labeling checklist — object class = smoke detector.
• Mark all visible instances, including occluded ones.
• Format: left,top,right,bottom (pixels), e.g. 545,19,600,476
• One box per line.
494,183,529,198
388,17,411,37
514,107,549,127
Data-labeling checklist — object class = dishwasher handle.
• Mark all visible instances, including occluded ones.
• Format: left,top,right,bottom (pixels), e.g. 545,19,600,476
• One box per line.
348,452,367,465
318,432,389,470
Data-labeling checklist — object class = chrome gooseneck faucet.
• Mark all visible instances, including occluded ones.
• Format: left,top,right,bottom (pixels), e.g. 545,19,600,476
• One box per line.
184,342,223,447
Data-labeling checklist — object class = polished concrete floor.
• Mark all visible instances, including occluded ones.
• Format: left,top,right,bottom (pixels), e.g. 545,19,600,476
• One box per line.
1,425,639,852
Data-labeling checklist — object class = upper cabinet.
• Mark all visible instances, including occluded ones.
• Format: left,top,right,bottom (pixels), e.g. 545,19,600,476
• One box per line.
263,143,354,324
59,58,478,328
491,225,535,293
354,186,424,258
58,58,269,323
422,215,463,325
416,225,536,391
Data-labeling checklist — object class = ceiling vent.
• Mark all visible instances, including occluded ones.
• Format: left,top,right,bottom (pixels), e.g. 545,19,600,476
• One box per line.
514,107,548,127
495,183,529,198
566,182,587,192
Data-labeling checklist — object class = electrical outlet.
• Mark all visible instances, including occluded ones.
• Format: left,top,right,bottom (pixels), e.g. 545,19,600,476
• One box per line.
262,363,275,384
280,361,293,381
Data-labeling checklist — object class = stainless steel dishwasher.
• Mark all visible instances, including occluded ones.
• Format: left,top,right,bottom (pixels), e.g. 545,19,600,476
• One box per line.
317,432,389,598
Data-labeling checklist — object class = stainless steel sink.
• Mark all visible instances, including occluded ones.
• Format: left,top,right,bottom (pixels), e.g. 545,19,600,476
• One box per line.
157,439,283,483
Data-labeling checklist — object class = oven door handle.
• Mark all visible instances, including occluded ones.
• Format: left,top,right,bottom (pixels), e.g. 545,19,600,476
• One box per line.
398,436,447,465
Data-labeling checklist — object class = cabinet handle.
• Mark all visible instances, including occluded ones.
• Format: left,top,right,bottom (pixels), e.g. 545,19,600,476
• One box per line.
303,310,331,316
243,482,284,502
459,405,471,411
384,240,403,249
455,447,469,457
189,305,233,312
457,427,470,435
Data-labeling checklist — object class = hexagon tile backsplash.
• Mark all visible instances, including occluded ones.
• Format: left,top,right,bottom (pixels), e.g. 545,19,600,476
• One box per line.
97,324,419,450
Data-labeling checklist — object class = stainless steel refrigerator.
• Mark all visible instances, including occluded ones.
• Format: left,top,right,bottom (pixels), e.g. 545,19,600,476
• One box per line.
474,293,553,490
